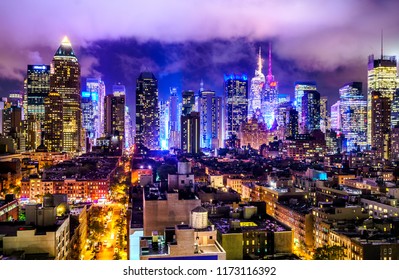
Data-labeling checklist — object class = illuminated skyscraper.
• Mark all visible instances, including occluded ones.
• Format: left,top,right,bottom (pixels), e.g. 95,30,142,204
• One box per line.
104,85,126,150
367,54,397,146
248,47,265,122
135,72,160,150
50,36,81,153
286,107,298,138
181,111,200,154
168,87,180,149
294,81,317,133
339,82,367,151
86,78,106,138
390,89,399,127
330,101,341,131
44,91,63,152
182,90,195,116
370,91,391,159
262,43,279,129
301,90,320,133
26,65,50,150
224,74,248,140
200,90,222,149
125,106,133,149
319,96,328,133
159,100,170,150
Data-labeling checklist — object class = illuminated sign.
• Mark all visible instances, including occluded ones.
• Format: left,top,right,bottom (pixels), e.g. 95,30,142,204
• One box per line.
270,81,277,87
33,65,47,70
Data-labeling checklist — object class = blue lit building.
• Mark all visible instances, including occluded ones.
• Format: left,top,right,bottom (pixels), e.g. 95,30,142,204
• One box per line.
224,74,248,140
294,81,317,133
26,64,50,150
339,82,367,151
301,90,320,133
200,90,222,149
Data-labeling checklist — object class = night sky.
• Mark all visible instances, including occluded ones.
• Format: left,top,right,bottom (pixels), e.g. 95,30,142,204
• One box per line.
0,0,398,111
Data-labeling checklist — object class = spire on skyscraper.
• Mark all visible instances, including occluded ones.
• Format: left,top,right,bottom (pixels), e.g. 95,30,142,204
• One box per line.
267,42,273,81
55,36,76,58
257,47,262,74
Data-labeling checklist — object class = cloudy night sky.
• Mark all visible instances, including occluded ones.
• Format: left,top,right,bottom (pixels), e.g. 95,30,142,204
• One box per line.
0,0,398,111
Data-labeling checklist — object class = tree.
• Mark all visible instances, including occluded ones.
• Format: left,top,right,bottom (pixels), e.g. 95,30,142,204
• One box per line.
313,245,345,260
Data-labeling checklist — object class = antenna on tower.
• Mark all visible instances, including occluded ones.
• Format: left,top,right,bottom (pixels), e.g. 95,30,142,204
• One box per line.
257,46,262,73
381,29,384,60
267,42,273,78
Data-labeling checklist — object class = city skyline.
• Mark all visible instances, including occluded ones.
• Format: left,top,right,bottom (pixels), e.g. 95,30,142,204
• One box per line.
0,1,399,110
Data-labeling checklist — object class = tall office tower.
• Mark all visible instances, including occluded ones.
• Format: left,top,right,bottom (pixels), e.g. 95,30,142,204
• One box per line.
44,92,63,152
294,82,317,133
391,89,399,127
159,100,170,150
224,74,248,140
135,72,160,150
301,90,320,133
286,107,298,138
104,85,126,150
125,106,133,149
81,91,95,141
1,98,24,152
182,90,195,116
50,36,81,153
86,78,106,139
26,65,50,150
370,91,391,159
248,47,265,122
200,90,221,149
168,87,180,149
339,82,367,151
330,101,341,131
319,96,328,133
181,111,200,154
275,102,291,128
367,54,397,145
262,43,279,129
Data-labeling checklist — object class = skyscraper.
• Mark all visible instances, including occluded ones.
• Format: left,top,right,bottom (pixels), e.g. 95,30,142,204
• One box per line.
339,82,367,151
330,101,341,131
262,43,279,129
104,85,126,150
135,72,160,150
370,91,391,159
86,78,106,139
159,100,170,150
224,74,248,140
125,105,133,149
181,111,200,154
392,89,399,127
168,87,180,149
248,48,265,122
319,96,328,134
294,82,317,133
44,91,63,152
286,107,299,138
182,90,195,116
367,54,397,146
50,36,81,153
26,65,50,150
200,90,222,149
301,90,320,133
